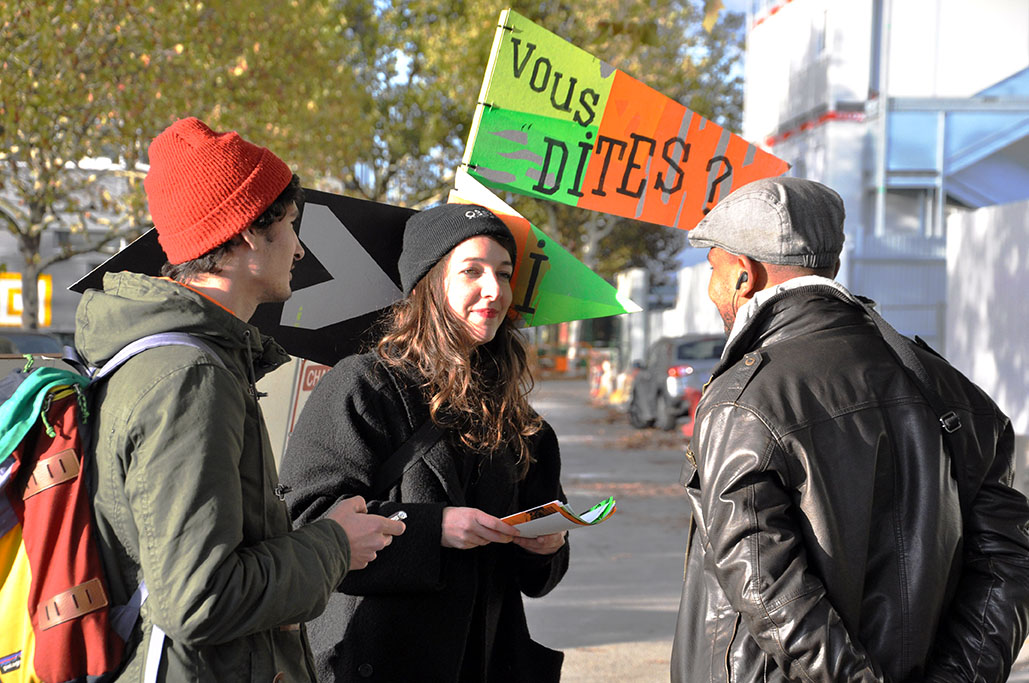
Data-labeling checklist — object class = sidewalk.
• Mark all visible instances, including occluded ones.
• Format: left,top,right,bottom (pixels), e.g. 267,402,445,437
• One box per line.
525,379,684,682
561,641,671,682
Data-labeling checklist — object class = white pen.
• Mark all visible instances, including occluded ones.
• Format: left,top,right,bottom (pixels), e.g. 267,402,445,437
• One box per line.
388,510,407,521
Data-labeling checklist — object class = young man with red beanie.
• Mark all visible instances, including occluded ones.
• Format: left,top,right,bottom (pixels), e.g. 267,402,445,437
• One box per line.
74,117,405,681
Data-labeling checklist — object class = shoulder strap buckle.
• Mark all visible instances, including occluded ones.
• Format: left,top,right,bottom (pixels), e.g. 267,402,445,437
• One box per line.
940,410,962,434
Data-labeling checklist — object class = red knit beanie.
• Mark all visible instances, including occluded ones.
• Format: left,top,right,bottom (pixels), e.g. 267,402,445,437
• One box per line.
144,117,293,264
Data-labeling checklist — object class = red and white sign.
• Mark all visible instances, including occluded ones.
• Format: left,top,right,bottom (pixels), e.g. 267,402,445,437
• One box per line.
288,359,331,435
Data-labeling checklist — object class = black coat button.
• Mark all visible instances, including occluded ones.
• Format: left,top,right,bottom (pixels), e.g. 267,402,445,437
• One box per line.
358,663,373,678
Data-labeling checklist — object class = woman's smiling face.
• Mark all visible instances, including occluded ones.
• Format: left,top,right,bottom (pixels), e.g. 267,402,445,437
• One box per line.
443,235,514,345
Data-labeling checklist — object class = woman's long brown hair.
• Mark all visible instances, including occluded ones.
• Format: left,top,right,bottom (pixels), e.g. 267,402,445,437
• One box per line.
376,247,542,478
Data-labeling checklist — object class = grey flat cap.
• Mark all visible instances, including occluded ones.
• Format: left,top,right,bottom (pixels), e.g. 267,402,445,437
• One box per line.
688,176,845,268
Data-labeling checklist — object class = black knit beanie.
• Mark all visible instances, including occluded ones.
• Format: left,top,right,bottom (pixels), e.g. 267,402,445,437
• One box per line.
399,203,517,295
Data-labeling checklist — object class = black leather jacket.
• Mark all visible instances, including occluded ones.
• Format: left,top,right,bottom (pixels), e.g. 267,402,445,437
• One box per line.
671,283,1029,683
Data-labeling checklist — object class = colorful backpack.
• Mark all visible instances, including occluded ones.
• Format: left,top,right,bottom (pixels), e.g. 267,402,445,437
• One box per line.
0,333,221,683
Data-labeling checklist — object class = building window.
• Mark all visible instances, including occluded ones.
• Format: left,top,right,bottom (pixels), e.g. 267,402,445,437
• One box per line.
815,9,828,54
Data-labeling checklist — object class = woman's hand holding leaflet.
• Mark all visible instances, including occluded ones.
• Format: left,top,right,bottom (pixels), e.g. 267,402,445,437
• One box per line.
441,506,520,549
513,531,567,555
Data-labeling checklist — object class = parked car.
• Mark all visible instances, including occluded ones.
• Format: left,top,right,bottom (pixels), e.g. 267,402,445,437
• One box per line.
628,334,725,431
0,330,65,354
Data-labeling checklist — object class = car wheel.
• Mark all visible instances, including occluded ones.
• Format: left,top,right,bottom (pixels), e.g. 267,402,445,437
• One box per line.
655,393,676,431
628,393,653,429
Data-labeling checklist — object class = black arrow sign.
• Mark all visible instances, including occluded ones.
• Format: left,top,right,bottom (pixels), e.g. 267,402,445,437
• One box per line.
71,189,416,366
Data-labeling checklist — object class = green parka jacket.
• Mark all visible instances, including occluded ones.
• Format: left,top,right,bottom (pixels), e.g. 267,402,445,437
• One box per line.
76,272,350,682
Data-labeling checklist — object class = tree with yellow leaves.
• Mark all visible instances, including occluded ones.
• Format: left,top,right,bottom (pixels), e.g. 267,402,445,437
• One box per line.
1,0,743,330
0,0,369,328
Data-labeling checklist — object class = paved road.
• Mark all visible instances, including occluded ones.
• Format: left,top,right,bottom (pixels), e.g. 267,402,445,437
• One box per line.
526,377,690,681
526,377,1029,682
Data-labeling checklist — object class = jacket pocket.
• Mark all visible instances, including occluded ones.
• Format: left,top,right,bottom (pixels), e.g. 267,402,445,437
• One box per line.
680,446,699,490
679,448,700,580
493,636,563,683
196,635,253,683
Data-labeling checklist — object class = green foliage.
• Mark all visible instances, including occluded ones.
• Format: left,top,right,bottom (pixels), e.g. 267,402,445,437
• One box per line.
0,0,373,245
0,0,371,326
144,0,374,180
1,1,155,239
0,0,744,327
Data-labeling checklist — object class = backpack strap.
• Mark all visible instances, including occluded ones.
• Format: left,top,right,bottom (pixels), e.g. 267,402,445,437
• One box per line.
109,580,148,642
855,298,968,522
61,345,90,376
144,624,166,683
371,420,445,498
369,361,448,499
88,333,224,681
91,332,225,381
855,298,961,435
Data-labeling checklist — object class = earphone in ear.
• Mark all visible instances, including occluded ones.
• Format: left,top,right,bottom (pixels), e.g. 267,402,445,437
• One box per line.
735,272,749,290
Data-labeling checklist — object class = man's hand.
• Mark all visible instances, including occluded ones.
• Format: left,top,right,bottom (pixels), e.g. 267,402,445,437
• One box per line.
326,496,406,570
441,506,519,549
513,530,567,555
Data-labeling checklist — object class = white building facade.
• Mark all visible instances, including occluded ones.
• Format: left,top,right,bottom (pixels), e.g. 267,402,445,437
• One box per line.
617,1,1029,491
741,0,1029,347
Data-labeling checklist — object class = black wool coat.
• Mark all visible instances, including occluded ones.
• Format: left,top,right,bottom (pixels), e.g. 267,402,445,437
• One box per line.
278,352,569,682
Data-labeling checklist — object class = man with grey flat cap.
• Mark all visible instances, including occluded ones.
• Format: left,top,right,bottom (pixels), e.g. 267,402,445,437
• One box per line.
671,176,1029,683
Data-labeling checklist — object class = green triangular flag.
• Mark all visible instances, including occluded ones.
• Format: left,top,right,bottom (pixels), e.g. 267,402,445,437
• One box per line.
449,169,640,327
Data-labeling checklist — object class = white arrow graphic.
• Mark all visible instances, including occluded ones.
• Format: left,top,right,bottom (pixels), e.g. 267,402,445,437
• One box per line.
280,204,403,329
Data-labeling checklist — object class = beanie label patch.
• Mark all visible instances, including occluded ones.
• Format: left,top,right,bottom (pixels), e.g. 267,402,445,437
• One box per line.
463,207,493,220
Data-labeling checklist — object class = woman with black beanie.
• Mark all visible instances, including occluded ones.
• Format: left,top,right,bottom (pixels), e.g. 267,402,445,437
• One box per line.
278,202,568,682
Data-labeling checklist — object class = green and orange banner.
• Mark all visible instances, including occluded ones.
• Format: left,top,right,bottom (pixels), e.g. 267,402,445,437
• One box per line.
449,169,640,327
462,9,789,230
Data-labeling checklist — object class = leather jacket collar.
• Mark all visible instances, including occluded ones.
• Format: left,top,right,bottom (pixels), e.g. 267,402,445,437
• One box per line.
714,280,875,379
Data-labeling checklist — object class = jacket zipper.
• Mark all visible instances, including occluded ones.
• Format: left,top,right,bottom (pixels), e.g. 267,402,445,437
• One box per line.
724,612,741,681
243,329,260,401
242,329,271,539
